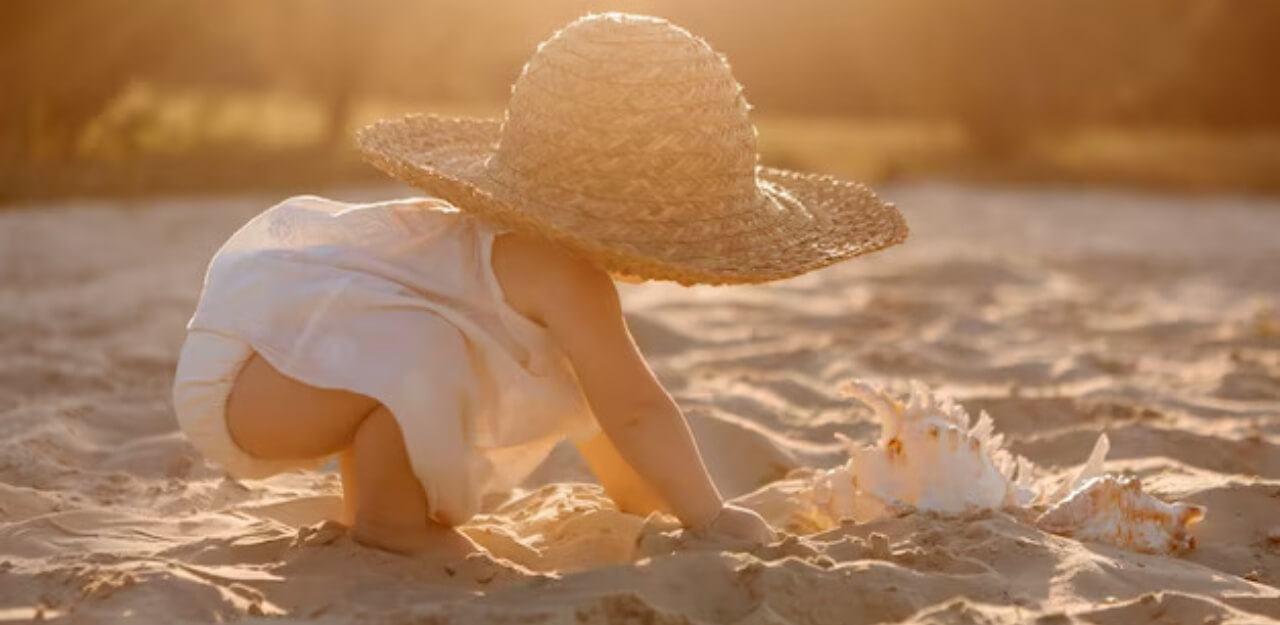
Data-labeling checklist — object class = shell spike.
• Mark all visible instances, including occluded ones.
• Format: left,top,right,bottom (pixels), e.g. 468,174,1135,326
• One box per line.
841,380,906,443
907,380,934,413
1045,433,1111,505
1015,456,1036,487
841,380,893,416
970,411,995,444
954,403,971,430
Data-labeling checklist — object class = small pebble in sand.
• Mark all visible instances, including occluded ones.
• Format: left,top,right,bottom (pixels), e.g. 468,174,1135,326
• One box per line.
868,533,892,559
1265,527,1280,545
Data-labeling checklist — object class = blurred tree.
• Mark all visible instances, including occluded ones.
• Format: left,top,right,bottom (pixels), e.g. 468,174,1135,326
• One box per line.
2,0,1276,176
1128,1,1280,129
0,2,151,161
271,0,383,148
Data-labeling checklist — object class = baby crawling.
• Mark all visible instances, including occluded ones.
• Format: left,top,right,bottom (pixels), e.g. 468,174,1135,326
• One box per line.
171,13,904,563
205,204,774,558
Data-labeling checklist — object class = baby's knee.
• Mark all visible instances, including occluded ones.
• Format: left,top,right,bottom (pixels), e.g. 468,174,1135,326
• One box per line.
354,406,404,449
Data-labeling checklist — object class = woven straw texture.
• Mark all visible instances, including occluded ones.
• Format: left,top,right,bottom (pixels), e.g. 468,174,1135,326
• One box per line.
357,13,908,285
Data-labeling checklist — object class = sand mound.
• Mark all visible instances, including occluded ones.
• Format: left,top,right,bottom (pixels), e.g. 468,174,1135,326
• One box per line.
1,184,1278,624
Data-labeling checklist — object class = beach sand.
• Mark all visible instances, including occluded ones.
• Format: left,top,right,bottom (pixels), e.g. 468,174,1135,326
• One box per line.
1,184,1278,624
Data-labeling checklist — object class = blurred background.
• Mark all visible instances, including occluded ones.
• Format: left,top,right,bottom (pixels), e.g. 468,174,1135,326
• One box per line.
3,0,1279,204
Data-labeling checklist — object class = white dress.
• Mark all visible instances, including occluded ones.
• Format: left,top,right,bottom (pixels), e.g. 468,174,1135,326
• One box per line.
172,195,599,524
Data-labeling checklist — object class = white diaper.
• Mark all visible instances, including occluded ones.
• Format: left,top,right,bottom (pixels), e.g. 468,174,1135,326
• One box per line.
172,330,329,479
177,196,600,524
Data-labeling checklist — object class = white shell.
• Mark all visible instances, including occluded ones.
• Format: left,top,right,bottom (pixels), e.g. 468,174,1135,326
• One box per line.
832,381,1040,517
1045,430,1111,504
753,379,1206,556
1035,474,1205,554
811,464,891,523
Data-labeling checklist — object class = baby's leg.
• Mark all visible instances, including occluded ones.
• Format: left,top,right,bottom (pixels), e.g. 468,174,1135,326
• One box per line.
347,406,480,559
225,353,477,558
338,448,358,525
226,353,378,459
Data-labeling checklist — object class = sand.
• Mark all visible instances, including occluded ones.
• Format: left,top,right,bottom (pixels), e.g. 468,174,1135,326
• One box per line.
1,183,1278,624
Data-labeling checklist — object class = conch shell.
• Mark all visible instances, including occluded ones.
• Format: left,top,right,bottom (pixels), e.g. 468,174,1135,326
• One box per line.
766,380,1204,555
830,381,1042,517
1035,475,1205,554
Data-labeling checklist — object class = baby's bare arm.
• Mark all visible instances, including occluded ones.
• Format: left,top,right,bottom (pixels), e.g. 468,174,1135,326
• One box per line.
547,266,726,526
493,235,723,527
575,431,672,517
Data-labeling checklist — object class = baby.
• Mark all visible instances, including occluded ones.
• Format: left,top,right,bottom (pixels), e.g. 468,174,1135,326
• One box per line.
172,13,906,561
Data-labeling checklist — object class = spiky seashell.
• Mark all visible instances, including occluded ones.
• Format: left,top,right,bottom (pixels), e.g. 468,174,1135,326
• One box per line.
1045,431,1111,505
732,379,1206,558
1036,475,1205,554
833,381,1041,515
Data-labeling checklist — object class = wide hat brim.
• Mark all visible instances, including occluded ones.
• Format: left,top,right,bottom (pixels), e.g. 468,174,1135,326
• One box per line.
357,114,908,285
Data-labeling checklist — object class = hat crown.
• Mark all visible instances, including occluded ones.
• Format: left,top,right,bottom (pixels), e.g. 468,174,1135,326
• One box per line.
492,13,759,218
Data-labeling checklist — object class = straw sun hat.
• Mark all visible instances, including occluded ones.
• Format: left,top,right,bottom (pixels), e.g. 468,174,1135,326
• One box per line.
357,12,908,285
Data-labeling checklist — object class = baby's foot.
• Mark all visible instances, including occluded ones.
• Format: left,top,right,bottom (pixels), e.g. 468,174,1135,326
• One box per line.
352,519,481,561
353,520,536,587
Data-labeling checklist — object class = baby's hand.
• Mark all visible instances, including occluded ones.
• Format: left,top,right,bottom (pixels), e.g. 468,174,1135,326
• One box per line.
707,503,776,544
